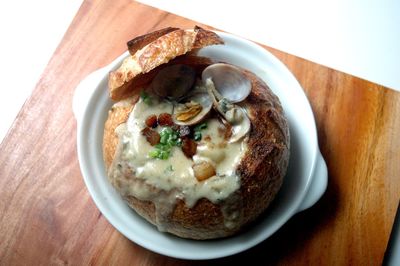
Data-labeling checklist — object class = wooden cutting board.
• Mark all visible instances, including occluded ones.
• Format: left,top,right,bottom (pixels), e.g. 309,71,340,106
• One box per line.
1,0,399,264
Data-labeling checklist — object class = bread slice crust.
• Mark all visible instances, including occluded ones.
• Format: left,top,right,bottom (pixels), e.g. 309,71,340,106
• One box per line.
108,26,223,101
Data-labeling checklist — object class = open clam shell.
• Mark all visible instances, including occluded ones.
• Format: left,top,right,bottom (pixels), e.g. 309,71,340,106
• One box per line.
152,64,196,101
202,63,251,103
228,107,251,143
204,78,251,142
173,92,213,126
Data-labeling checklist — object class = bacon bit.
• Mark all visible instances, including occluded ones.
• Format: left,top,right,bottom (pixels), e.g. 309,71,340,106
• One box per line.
141,127,160,146
179,125,191,138
193,162,216,181
145,114,158,128
181,138,197,158
158,113,174,126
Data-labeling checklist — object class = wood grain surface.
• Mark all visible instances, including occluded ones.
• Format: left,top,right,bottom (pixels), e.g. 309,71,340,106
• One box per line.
1,0,399,265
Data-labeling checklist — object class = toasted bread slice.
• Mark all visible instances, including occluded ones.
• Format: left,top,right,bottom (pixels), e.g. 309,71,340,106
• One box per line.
108,26,223,101
127,27,179,55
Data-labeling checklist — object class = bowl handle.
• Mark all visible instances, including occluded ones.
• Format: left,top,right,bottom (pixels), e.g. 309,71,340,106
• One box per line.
297,149,328,212
72,67,108,123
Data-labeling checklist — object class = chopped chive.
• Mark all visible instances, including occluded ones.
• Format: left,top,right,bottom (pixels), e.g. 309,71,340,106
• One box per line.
149,150,160,158
194,131,202,141
193,122,207,141
140,90,152,105
161,152,169,160
194,123,207,131
160,134,168,145
149,126,181,160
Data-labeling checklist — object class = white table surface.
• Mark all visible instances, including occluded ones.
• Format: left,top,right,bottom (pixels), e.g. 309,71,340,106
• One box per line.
138,0,400,91
1,0,399,143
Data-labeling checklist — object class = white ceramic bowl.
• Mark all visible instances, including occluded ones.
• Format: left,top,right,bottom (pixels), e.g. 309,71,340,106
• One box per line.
73,31,327,260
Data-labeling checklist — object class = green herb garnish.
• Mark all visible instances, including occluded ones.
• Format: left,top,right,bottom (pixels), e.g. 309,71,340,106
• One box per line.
193,122,207,141
194,123,207,131
159,127,181,146
148,127,181,160
149,144,171,160
194,131,202,141
140,90,152,105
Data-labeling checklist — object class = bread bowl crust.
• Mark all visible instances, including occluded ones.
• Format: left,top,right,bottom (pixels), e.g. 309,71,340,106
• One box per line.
103,56,290,239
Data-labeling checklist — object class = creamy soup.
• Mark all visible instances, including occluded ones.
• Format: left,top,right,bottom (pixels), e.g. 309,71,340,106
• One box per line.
107,91,248,231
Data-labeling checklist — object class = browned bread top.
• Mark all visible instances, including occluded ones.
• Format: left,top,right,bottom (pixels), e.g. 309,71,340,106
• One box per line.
108,26,223,101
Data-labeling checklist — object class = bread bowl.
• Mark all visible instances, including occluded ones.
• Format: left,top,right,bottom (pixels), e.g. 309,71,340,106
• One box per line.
103,26,290,239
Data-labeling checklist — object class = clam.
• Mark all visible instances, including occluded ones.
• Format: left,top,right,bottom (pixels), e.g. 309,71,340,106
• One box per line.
152,64,196,100
226,107,251,143
202,63,251,103
204,77,251,143
173,92,213,126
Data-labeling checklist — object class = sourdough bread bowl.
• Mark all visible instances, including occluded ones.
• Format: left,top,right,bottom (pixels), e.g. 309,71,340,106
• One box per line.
103,26,290,239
